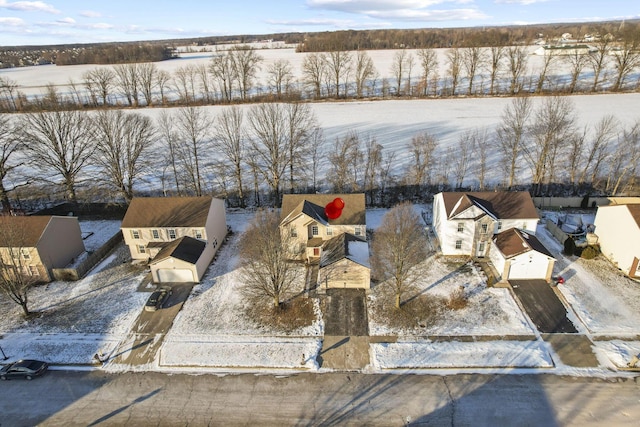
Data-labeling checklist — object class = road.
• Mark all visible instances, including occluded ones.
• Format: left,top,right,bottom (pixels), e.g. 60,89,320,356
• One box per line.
1,371,639,426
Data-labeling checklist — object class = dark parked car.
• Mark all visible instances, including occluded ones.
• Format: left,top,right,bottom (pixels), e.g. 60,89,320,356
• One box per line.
1,359,49,380
144,286,172,312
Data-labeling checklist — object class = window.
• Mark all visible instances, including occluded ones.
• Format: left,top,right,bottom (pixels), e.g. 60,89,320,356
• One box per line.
152,229,160,240
313,248,320,256
481,223,488,234
138,245,146,254
311,225,319,236
522,222,527,231
168,229,176,239
29,265,39,276
194,229,203,239
457,223,464,232
455,240,462,250
478,242,485,253
21,248,30,260
326,227,333,236
212,238,218,249
497,221,503,231
290,227,298,238
131,229,140,239
355,226,363,237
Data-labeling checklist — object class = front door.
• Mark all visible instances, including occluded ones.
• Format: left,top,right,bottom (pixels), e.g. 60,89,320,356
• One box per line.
476,241,486,257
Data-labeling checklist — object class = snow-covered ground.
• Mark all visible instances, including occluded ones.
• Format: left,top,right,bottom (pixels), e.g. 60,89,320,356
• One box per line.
1,208,639,375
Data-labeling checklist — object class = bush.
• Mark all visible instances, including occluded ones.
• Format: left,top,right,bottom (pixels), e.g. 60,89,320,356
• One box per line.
563,237,576,256
446,286,468,310
581,246,599,260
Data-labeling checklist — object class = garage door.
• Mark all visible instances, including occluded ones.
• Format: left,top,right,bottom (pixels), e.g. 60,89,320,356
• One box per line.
157,268,194,283
509,258,547,280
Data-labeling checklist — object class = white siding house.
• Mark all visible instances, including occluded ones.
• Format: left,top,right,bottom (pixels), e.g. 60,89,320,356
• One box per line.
593,204,640,278
490,228,556,282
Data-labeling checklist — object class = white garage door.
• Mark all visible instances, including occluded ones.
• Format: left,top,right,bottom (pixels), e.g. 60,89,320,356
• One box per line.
509,257,547,280
157,268,194,283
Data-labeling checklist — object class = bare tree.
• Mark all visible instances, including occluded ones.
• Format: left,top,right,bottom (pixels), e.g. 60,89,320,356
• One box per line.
324,50,352,98
213,106,247,207
496,96,532,189
284,103,318,193
0,76,19,111
231,46,263,100
417,48,439,96
406,131,438,189
391,49,410,96
155,69,172,105
156,110,182,195
307,128,325,193
524,96,576,193
354,51,376,98
175,107,213,196
302,52,327,99
446,48,463,95
82,68,115,106
91,110,156,202
564,49,589,93
608,121,640,195
194,63,213,103
536,50,559,93
113,63,140,106
488,46,505,95
472,128,490,190
462,46,484,95
0,221,40,317
506,46,528,94
239,209,299,308
589,32,613,92
612,30,640,91
173,65,199,105
138,63,157,106
210,50,237,102
327,132,360,192
567,127,587,188
577,115,618,187
0,115,25,211
266,59,294,99
362,136,382,204
371,202,429,309
453,130,472,188
20,109,92,203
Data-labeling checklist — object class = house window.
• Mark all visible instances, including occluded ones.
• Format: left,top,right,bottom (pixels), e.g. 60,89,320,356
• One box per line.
194,229,203,239
497,221,503,231
326,227,333,236
290,227,298,238
168,229,176,239
212,238,218,249
152,229,160,240
311,225,319,236
457,223,464,232
355,226,363,237
138,245,146,254
455,240,462,250
29,265,39,276
478,242,485,253
131,229,141,239
481,223,488,234
21,248,30,260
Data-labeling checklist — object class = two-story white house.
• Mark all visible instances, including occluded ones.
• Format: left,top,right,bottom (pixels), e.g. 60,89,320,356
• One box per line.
121,196,227,283
432,191,540,257
280,193,367,262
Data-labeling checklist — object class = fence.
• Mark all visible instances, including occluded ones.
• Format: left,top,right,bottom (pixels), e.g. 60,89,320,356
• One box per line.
52,231,123,281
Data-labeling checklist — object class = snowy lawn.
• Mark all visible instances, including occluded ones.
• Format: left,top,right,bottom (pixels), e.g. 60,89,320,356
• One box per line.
162,211,323,369
368,256,535,337
79,220,122,252
0,244,147,364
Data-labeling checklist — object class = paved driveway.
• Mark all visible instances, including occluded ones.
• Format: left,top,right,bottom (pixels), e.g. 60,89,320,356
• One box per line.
510,280,577,333
323,289,369,336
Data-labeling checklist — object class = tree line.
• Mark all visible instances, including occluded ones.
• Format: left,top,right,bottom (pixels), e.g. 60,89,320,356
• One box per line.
2,25,640,114
0,96,638,214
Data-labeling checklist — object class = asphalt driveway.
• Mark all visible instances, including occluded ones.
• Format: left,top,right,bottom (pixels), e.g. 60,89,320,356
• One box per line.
510,280,577,333
323,289,369,336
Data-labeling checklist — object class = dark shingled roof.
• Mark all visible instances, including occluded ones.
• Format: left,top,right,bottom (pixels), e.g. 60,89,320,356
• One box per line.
320,233,368,268
150,236,206,265
440,191,538,221
493,228,554,259
280,194,366,226
0,215,54,247
122,196,214,228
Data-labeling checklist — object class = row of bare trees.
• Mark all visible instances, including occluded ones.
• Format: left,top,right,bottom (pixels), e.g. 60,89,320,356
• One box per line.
2,31,640,113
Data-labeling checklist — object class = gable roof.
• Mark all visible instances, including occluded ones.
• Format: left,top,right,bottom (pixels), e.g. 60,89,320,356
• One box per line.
122,196,214,228
440,191,538,221
280,194,366,226
150,236,206,265
0,215,54,247
320,233,370,268
493,228,554,259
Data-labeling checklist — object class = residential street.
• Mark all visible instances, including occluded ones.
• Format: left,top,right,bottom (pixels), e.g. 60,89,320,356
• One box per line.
1,371,639,426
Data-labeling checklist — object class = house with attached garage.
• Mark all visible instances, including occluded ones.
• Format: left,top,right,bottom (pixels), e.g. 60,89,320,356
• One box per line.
432,191,540,257
593,203,640,278
121,196,227,283
0,215,85,282
280,193,370,289
489,228,556,282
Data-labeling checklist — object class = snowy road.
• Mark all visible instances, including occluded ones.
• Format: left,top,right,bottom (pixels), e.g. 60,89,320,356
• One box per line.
3,371,639,426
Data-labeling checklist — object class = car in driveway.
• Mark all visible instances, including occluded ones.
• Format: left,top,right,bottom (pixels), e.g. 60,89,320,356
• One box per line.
1,359,49,380
144,285,172,312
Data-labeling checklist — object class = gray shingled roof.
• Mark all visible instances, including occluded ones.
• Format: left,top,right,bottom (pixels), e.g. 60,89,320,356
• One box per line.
280,194,366,226
150,236,206,265
122,196,214,228
440,191,538,221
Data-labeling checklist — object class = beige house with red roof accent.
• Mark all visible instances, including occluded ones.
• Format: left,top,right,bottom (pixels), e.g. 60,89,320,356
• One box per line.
594,204,640,278
121,196,226,282
489,228,556,282
432,191,540,257
0,215,85,282
280,193,366,263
